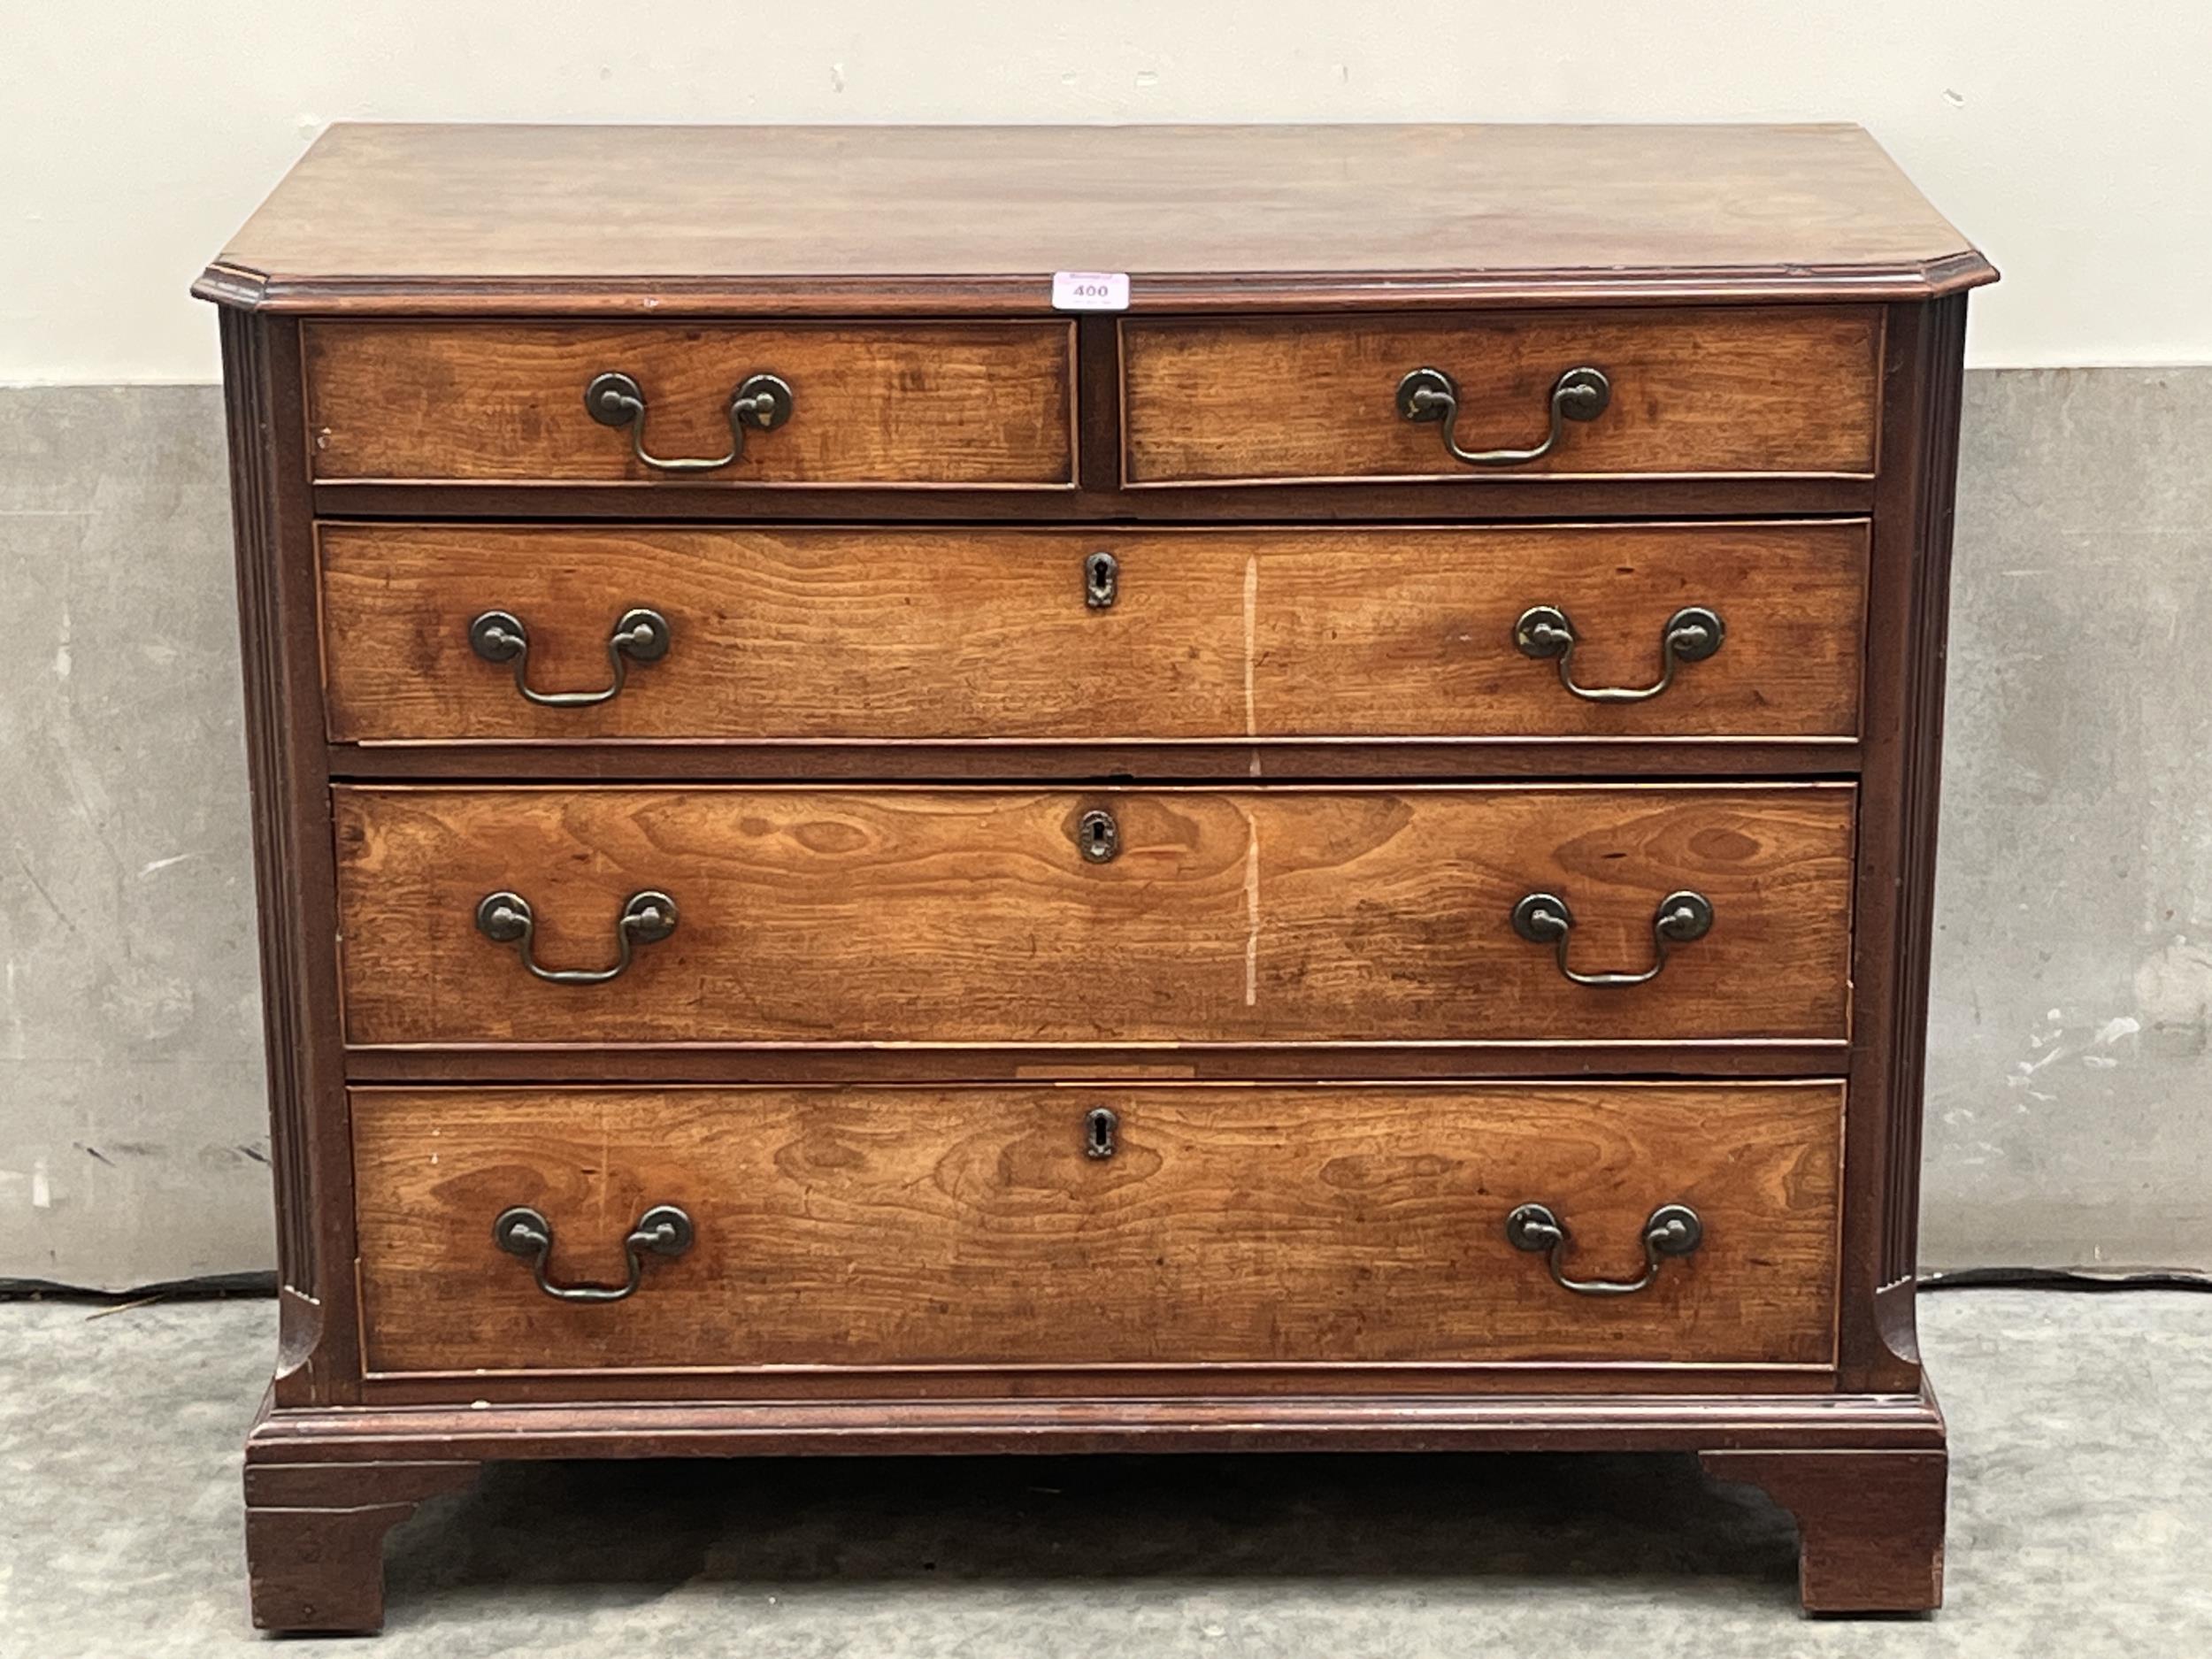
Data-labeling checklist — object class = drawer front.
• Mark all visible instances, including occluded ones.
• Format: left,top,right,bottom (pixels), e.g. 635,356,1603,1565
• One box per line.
320,521,1868,743
352,1082,1843,1375
302,321,1075,485
332,785,1854,1047
1121,307,1882,484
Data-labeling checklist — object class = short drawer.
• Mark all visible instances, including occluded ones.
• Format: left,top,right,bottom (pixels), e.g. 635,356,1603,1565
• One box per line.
352,1082,1844,1375
319,520,1868,742
331,785,1855,1047
1120,307,1882,485
302,320,1076,485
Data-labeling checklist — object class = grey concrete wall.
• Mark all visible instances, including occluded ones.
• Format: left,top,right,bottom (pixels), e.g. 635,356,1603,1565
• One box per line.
1924,369,2212,1270
0,388,269,1285
2,372,2206,1287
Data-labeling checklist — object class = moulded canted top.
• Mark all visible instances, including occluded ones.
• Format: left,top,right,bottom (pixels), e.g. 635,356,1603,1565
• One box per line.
194,121,1995,315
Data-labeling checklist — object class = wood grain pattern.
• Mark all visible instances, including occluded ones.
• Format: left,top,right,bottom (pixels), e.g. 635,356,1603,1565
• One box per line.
318,521,1870,743
351,1083,1842,1374
330,785,1855,1048
197,123,1993,315
302,321,1074,484
1122,309,1882,483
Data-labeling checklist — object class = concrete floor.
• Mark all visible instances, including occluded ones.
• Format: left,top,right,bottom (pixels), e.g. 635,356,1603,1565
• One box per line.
2,1291,2206,1655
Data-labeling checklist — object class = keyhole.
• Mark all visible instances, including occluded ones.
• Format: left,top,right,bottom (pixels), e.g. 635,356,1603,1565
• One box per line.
1085,1107,1118,1159
1085,550,1118,610
1078,809,1119,864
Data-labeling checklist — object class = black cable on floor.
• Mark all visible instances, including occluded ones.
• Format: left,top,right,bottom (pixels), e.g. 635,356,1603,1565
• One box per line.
0,1271,278,1302
1920,1265,2212,1292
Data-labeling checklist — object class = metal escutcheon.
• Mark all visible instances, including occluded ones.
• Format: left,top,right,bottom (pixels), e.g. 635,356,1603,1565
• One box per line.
1514,604,1724,703
1395,365,1610,468
1511,890,1713,987
585,370,793,473
475,889,679,985
1085,550,1119,610
468,606,671,708
1506,1202,1703,1296
1085,1107,1119,1159
493,1203,694,1302
1077,809,1120,864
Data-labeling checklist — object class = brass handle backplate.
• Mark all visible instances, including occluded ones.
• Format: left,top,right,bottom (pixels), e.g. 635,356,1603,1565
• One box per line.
1514,605,1724,703
585,370,792,473
475,889,678,985
469,607,670,707
1511,890,1713,987
1396,365,1610,468
493,1204,693,1302
1506,1202,1703,1296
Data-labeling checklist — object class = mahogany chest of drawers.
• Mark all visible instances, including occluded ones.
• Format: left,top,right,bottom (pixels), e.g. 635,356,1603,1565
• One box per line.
196,121,1993,1631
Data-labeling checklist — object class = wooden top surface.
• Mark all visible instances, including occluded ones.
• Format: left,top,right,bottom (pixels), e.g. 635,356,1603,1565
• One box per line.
196,122,1993,315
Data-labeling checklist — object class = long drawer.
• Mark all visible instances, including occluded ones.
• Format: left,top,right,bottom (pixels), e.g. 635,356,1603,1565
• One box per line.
319,521,1869,743
330,785,1855,1047
302,320,1077,485
351,1082,1844,1375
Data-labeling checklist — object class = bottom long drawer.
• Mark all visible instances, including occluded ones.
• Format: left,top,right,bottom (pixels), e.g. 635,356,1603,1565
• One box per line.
352,1082,1842,1376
